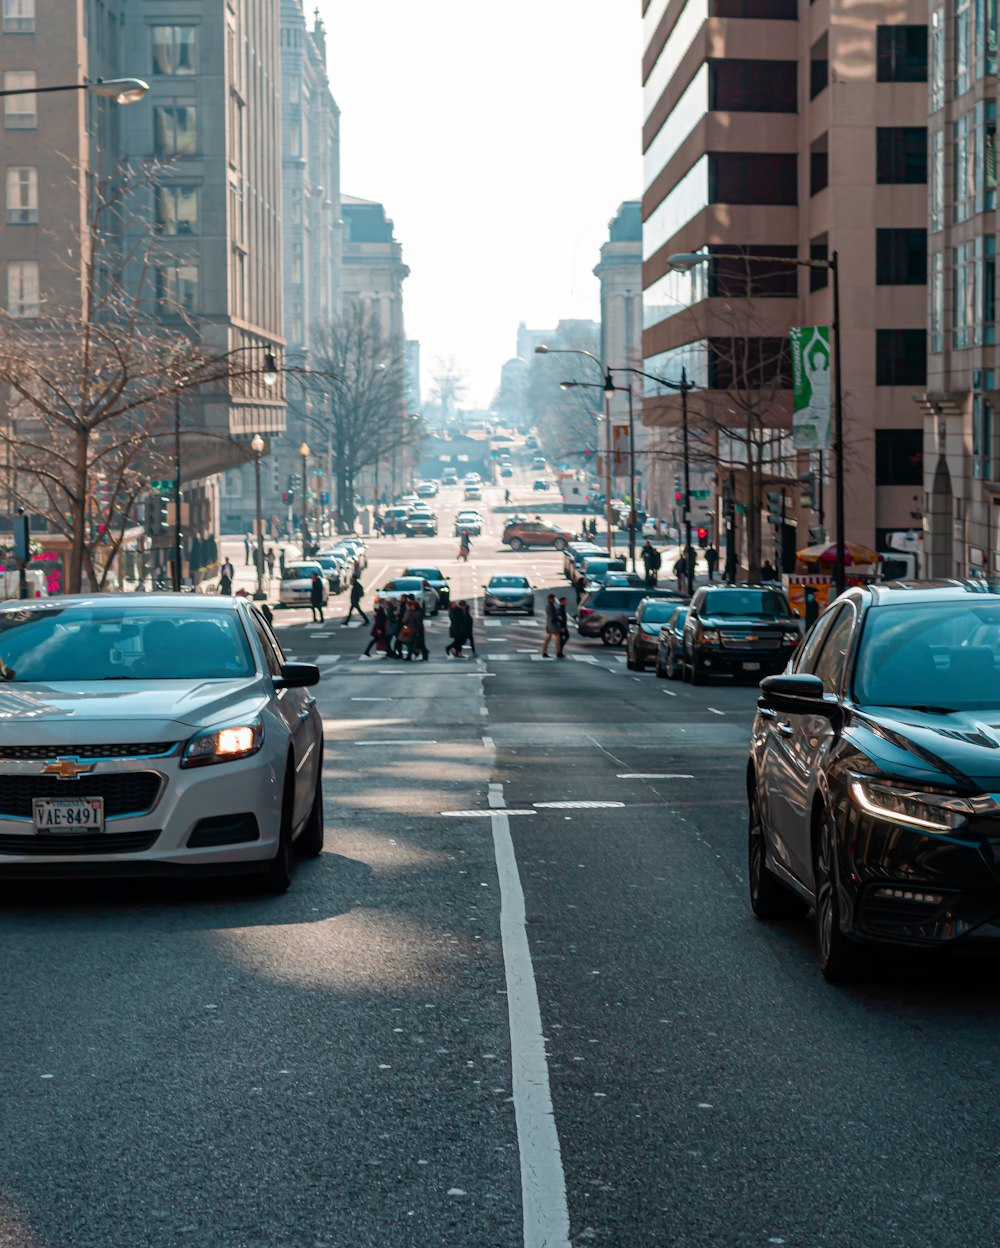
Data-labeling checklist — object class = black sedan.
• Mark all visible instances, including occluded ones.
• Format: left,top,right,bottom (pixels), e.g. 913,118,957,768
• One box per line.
749,580,1000,981
681,585,800,684
483,575,534,616
403,565,450,609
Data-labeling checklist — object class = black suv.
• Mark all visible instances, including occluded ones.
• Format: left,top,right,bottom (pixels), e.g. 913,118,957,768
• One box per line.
577,586,685,646
681,585,800,684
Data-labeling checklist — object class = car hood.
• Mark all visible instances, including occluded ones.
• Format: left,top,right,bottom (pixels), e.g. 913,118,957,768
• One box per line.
0,678,268,741
487,586,532,596
850,707,1000,790
699,614,796,630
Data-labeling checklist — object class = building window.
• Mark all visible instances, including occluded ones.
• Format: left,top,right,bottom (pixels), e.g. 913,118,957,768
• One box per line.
156,264,198,316
875,429,924,485
954,242,973,347
956,0,971,95
975,100,997,214
810,34,829,98
2,0,33,33
973,394,993,479
6,259,37,316
810,134,828,195
876,229,927,285
155,185,198,235
6,166,36,223
151,26,197,75
711,0,797,17
708,337,791,391
930,9,945,109
876,25,928,81
708,60,797,112
810,236,829,291
875,329,926,385
3,70,34,128
290,252,302,285
876,127,927,183
930,129,944,230
707,245,798,297
976,235,996,345
929,251,944,352
153,105,197,157
708,153,797,205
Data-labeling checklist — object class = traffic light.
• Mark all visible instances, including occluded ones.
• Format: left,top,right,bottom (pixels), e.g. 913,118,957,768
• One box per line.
800,470,818,511
675,490,683,504
766,489,784,526
697,526,708,546
583,448,595,461
283,488,295,506
159,494,170,530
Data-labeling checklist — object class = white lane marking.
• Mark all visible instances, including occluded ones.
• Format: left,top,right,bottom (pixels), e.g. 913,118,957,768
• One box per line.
315,654,340,664
661,688,678,697
616,773,694,780
487,654,512,660
480,706,489,716
572,655,600,664
533,800,625,810
304,622,322,630
708,708,725,716
351,697,391,702
488,781,571,1248
482,735,495,749
441,808,537,817
312,632,332,638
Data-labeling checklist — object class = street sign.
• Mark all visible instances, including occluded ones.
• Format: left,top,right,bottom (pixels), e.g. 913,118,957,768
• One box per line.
150,479,176,493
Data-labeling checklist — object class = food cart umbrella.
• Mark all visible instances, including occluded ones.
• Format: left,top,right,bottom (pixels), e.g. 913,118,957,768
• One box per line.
796,541,879,567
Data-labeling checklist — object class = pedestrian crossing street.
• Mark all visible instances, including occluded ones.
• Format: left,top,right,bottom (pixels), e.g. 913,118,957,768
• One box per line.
280,651,628,670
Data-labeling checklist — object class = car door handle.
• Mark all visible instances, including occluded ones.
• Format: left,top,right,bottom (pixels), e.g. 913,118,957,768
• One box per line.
773,721,793,737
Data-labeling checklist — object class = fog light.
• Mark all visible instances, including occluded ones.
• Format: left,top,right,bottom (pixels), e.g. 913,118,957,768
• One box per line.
872,887,944,905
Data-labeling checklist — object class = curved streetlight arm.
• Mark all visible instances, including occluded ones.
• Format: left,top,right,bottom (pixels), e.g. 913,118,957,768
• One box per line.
0,78,149,104
535,345,613,395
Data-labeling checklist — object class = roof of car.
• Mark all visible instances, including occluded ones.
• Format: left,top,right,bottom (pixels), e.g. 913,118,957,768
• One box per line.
7,593,246,611
864,579,1000,605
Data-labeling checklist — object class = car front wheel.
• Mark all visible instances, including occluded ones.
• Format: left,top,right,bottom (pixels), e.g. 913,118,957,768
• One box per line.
297,756,325,858
257,772,295,894
748,781,807,919
814,809,866,982
554,538,567,551
601,622,626,646
509,538,524,551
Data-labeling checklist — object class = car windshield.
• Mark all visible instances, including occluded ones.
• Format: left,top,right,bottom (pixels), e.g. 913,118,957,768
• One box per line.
854,601,1000,709
701,590,792,617
388,578,424,591
284,564,319,580
640,602,679,624
0,605,255,682
490,577,529,588
406,568,442,579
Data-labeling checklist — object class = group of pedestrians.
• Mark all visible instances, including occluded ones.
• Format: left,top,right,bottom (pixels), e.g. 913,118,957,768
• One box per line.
363,596,430,660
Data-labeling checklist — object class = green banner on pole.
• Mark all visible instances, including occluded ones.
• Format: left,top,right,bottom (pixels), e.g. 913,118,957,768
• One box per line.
790,326,831,450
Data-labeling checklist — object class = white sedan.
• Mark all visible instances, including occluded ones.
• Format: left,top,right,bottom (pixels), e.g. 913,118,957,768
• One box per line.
0,595,324,891
455,510,483,536
374,576,439,615
278,560,329,608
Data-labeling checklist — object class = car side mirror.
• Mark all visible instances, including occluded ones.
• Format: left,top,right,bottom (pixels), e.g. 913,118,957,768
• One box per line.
627,616,638,625
274,662,320,689
758,672,839,719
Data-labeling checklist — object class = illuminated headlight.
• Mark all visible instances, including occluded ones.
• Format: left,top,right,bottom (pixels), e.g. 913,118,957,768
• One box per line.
699,628,721,646
849,778,974,833
781,630,800,645
181,717,264,768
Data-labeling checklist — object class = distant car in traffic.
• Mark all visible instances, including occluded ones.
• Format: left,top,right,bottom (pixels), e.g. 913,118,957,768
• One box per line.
404,512,438,536
403,565,450,609
654,606,689,679
455,510,483,536
279,561,329,608
681,585,800,684
577,586,684,646
311,554,345,594
502,519,572,551
0,595,324,889
380,506,411,536
374,576,439,615
500,464,513,478
626,598,687,671
483,574,534,616
464,484,482,501
573,554,626,591
748,580,1000,980
416,480,438,498
533,478,550,491
564,541,604,580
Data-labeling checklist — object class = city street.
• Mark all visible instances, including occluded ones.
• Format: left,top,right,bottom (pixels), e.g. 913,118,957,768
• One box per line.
1,480,998,1248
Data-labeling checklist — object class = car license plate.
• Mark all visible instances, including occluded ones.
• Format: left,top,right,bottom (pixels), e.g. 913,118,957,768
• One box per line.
742,661,761,671
32,798,104,833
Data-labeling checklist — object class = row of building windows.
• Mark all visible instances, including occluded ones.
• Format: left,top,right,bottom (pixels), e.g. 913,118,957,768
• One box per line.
2,0,32,32
2,260,200,319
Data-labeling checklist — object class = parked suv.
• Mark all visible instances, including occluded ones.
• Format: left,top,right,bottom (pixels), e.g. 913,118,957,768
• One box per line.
577,586,684,646
681,585,800,684
502,519,573,551
625,597,686,670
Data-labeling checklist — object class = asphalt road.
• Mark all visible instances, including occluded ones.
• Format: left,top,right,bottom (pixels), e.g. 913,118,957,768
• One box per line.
1,472,999,1247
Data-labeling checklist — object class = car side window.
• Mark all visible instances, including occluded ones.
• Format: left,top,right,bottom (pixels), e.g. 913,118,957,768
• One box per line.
811,605,857,695
793,605,842,673
249,610,284,676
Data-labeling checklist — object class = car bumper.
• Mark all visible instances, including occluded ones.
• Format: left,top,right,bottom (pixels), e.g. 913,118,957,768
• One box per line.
0,748,284,879
840,807,1000,948
692,646,793,675
484,597,533,613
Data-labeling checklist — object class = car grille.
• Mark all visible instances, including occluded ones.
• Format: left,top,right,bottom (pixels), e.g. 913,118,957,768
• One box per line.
719,633,784,649
0,773,163,820
0,830,160,856
0,743,177,761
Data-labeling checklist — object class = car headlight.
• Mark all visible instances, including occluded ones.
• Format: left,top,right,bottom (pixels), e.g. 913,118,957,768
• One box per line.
781,630,800,645
699,628,721,646
848,777,975,833
181,716,264,769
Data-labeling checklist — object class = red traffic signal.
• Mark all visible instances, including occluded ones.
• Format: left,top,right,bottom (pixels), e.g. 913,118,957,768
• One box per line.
697,527,708,546
675,491,683,503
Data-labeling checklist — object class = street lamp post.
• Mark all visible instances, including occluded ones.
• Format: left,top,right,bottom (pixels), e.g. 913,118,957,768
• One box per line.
250,433,266,600
665,249,846,596
299,442,310,548
535,345,615,555
0,77,150,103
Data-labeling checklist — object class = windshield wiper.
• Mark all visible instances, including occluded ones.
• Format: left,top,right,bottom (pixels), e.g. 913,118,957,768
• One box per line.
901,704,958,715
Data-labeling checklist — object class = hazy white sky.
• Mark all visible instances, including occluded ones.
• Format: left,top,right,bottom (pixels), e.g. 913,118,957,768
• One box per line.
318,1,643,408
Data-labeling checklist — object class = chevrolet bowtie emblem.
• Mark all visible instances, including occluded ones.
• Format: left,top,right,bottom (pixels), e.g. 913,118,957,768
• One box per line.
41,758,96,779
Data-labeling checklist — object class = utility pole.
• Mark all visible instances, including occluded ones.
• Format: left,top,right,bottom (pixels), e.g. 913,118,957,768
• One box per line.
173,393,182,592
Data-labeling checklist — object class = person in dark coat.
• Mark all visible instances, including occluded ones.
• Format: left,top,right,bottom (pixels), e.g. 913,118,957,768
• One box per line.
446,603,466,658
344,573,369,625
384,600,402,658
460,601,476,656
309,571,325,623
364,603,388,657
402,597,428,661
705,544,719,581
557,596,569,658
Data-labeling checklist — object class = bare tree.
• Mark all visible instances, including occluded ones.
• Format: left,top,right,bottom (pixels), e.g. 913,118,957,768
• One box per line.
310,303,415,530
525,322,602,467
429,357,467,424
0,162,262,592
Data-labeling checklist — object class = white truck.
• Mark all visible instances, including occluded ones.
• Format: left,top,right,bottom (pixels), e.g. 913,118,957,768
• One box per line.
0,567,48,599
561,481,593,512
